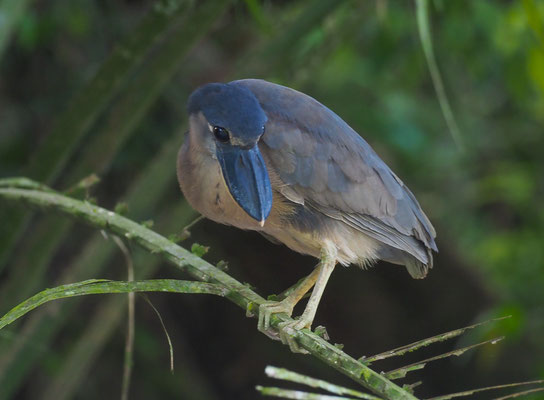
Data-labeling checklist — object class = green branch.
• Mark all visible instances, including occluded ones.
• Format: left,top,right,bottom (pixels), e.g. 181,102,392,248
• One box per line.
0,279,226,330
0,178,416,400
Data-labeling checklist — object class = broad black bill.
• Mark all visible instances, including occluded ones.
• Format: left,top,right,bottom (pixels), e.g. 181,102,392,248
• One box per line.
216,143,272,223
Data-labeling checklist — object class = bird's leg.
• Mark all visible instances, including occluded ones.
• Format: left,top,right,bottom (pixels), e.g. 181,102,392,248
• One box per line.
278,244,337,353
257,265,321,337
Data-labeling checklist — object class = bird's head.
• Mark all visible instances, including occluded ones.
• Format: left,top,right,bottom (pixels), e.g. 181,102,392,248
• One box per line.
187,82,272,225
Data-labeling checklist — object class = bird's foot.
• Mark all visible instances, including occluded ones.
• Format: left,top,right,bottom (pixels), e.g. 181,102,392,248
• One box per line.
257,300,295,340
258,300,311,353
277,317,311,354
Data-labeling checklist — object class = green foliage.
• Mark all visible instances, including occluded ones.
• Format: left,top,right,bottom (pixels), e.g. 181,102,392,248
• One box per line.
0,0,543,399
191,243,210,258
0,279,225,330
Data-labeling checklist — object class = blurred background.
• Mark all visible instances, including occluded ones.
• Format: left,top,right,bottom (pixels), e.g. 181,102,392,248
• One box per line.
0,0,543,399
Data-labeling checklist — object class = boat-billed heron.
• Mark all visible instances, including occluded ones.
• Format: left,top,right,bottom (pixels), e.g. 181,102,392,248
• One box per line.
177,79,437,351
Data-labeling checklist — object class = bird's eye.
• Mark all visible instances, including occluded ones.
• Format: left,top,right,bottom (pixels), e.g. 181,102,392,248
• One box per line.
213,126,230,142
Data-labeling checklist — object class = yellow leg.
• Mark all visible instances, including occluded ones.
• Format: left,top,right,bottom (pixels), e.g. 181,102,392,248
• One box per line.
291,250,336,330
257,243,337,353
258,265,321,334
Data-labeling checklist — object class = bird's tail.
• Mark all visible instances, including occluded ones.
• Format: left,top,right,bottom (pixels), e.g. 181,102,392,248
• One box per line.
376,245,433,279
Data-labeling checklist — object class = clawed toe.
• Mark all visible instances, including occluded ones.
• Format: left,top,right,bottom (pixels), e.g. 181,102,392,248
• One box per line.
257,300,294,339
256,301,324,353
278,319,310,354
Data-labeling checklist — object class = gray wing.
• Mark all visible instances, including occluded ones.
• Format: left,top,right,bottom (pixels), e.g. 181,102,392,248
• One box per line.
233,79,437,277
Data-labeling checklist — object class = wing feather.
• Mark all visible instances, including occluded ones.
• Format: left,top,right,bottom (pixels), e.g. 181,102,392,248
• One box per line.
233,79,437,269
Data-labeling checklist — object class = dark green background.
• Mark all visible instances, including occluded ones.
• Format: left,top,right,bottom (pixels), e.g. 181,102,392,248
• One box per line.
0,1,543,399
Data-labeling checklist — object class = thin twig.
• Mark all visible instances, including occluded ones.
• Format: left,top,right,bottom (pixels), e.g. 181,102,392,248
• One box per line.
415,0,464,151
141,294,175,373
361,316,510,364
170,215,205,243
63,174,101,196
385,337,504,380
113,237,134,400
492,387,544,400
428,380,544,400
183,215,205,232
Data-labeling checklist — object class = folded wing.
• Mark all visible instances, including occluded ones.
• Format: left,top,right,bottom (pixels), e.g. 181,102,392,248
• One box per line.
234,79,437,277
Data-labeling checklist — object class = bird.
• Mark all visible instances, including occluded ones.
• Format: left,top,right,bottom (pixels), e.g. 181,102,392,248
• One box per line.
177,79,437,352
